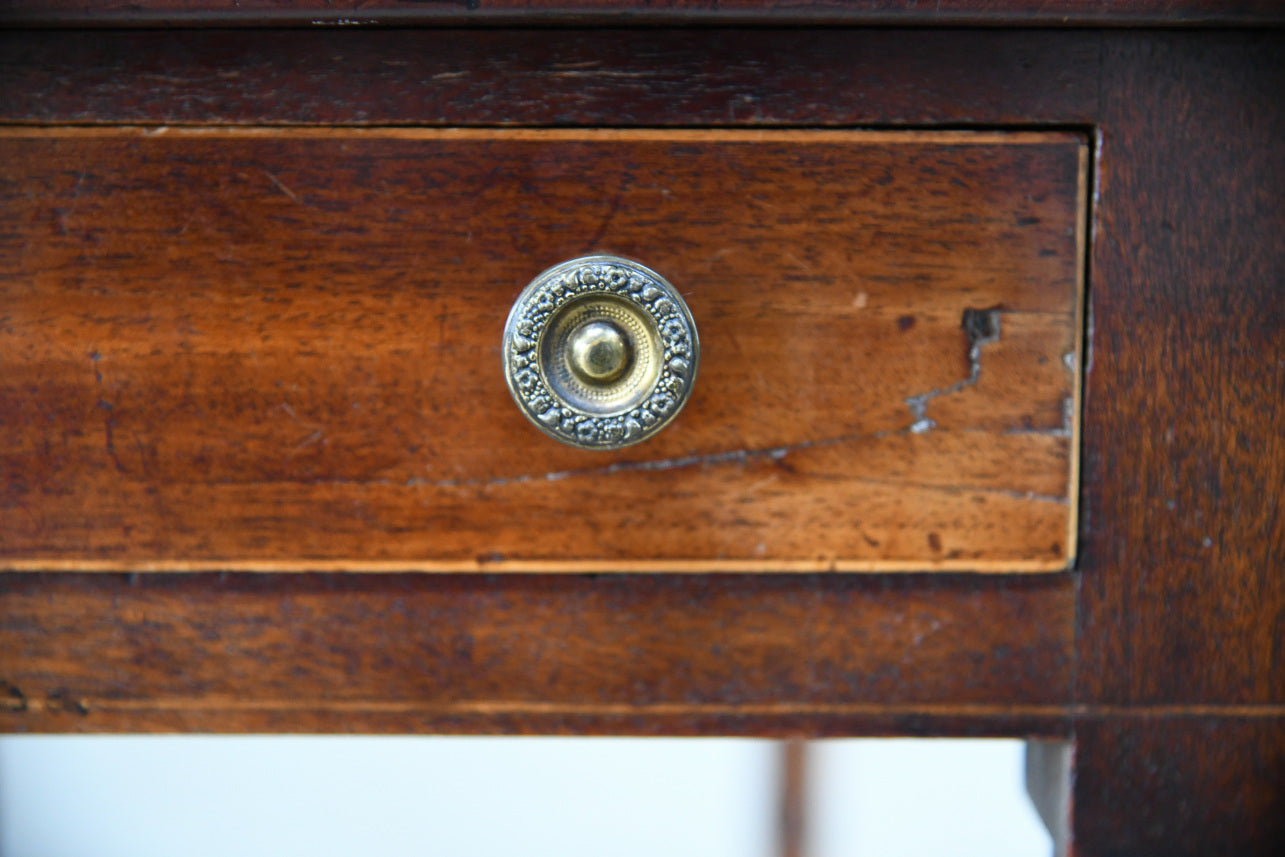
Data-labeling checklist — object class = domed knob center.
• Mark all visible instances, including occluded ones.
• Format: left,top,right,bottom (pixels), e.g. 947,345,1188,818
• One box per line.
568,319,632,384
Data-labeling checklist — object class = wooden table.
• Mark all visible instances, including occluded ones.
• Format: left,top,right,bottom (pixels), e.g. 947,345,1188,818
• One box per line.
1,4,1282,854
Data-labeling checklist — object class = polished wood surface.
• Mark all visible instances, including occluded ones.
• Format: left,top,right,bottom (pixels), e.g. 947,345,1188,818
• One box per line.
0,25,1282,854
3,0,1284,26
0,29,1101,128
0,128,1085,572
0,571,1074,734
1079,32,1285,709
1072,718,1285,856
1063,31,1285,855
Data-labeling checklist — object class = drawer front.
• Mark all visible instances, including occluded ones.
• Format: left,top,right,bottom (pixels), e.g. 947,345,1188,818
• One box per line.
0,128,1086,572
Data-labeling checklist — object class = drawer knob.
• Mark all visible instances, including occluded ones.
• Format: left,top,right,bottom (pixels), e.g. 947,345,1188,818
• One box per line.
503,255,699,449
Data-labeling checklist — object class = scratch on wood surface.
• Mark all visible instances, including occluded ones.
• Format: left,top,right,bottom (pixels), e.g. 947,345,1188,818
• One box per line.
904,307,1003,433
800,473,1067,505
262,169,300,203
404,418,1060,499
547,70,655,80
407,443,808,488
54,170,89,234
583,175,631,252
89,350,126,473
288,430,327,456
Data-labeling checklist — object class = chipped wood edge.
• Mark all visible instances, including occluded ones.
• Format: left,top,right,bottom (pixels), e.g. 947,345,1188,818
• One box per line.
0,126,1086,576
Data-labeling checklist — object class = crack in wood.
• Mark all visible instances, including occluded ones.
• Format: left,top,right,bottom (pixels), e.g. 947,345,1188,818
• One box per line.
410,429,899,489
89,350,127,473
904,307,1003,433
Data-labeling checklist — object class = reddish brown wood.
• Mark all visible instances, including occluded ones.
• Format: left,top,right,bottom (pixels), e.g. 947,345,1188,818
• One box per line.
1066,30,1285,854
0,23,1283,851
0,29,1100,128
0,572,1075,734
1072,717,1285,856
2,0,1283,27
1078,31,1285,706
0,128,1085,572
0,23,1094,740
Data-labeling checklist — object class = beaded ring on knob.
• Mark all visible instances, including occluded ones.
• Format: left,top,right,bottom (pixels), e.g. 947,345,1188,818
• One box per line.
503,255,700,450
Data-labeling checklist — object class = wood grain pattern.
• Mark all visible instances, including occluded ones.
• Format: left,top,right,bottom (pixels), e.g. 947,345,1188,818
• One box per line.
2,25,1282,852
0,571,1075,735
1078,32,1285,705
0,128,1087,572
0,29,1101,128
2,0,1283,27
1072,717,1285,856
1067,31,1285,853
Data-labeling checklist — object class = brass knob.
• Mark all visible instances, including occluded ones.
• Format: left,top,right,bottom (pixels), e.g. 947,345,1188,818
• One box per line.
503,255,699,450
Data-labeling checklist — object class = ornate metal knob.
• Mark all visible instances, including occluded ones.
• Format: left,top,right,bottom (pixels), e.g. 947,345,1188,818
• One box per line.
503,255,699,450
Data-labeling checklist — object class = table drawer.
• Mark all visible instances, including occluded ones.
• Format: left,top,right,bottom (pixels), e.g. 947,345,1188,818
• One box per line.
0,127,1086,572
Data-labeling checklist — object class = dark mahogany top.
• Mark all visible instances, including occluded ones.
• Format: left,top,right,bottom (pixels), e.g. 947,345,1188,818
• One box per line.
2,0,1284,27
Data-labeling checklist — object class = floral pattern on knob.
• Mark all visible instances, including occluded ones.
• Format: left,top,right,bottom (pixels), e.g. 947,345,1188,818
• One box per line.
503,255,700,450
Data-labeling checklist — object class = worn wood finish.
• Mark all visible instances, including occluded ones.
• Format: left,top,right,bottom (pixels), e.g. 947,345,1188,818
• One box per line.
1,24,1283,851
1067,31,1285,853
3,0,1284,27
0,128,1085,572
1078,32,1285,705
0,571,1074,734
0,30,1091,737
1072,718,1285,856
0,29,1100,128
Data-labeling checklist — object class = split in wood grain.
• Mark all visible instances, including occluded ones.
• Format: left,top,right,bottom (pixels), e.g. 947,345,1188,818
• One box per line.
0,127,1088,572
